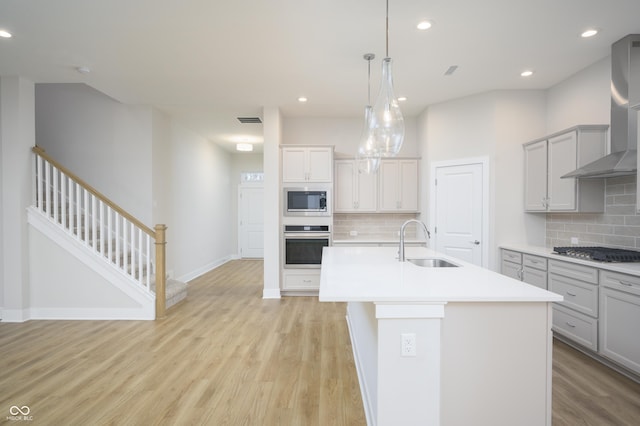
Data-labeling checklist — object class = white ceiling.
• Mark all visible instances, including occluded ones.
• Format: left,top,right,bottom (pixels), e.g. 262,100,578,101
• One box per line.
2,0,640,153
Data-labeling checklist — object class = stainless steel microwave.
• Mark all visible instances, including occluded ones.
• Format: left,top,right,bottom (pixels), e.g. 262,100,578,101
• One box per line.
283,187,331,216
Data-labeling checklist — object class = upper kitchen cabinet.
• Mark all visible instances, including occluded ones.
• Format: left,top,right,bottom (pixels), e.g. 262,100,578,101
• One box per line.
334,160,377,212
282,146,333,183
523,125,608,213
378,159,419,212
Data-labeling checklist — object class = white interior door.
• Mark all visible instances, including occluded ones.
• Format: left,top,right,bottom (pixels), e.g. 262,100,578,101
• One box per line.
433,162,485,266
239,185,264,258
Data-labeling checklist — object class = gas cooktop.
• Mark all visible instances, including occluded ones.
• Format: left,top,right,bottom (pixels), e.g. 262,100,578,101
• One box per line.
553,246,640,262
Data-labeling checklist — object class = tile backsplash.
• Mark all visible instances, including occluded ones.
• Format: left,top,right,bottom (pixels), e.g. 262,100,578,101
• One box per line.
333,213,419,241
546,176,640,248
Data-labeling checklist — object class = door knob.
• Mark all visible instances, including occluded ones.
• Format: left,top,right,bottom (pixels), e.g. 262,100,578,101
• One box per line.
469,240,480,245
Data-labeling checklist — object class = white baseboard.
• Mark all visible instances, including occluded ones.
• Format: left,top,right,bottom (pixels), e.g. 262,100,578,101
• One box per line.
177,256,233,283
262,288,281,299
29,307,154,321
0,308,30,323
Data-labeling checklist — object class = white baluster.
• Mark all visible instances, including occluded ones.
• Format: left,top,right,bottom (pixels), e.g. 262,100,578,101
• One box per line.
83,189,90,246
52,166,59,223
138,228,143,281
75,183,81,239
130,222,136,279
98,200,104,256
60,172,67,230
123,218,129,273
44,161,51,217
36,155,43,211
107,207,113,263
145,234,151,290
115,214,121,267
91,195,97,251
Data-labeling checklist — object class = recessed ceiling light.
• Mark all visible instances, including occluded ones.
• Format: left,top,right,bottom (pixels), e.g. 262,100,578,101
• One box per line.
0,30,12,38
397,96,407,102
298,97,308,103
581,29,599,38
236,143,253,152
76,66,91,74
521,70,534,77
417,21,432,31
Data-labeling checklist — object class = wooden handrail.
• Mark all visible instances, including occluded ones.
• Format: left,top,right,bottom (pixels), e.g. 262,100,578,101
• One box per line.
32,146,155,236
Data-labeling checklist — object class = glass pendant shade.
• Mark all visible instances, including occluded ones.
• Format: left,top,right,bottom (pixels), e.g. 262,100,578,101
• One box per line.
356,105,380,174
369,57,404,157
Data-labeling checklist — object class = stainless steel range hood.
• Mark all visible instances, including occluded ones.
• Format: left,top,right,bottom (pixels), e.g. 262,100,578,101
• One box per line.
563,34,640,179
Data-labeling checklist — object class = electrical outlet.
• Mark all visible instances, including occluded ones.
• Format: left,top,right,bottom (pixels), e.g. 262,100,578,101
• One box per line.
571,237,579,245
401,333,417,357
350,230,358,237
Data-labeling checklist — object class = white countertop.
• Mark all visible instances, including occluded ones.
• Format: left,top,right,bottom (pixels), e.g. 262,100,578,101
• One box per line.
500,243,640,276
319,246,562,303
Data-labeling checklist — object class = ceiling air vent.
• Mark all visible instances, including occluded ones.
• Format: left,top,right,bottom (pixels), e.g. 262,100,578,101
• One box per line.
237,117,262,124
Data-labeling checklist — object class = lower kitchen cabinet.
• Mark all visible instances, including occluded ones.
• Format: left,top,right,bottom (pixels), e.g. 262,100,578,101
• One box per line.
599,270,640,375
552,304,598,351
500,246,640,379
282,270,320,291
500,250,547,289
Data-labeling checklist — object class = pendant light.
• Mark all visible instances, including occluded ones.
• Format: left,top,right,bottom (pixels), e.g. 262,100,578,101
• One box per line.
356,53,380,174
369,0,404,157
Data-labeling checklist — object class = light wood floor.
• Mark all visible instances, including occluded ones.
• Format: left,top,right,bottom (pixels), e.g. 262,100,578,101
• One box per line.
1,259,639,425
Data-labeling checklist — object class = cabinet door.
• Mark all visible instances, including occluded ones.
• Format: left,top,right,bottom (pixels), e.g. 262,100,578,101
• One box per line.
307,147,332,182
548,131,577,211
524,140,548,211
334,160,356,212
398,160,419,211
501,260,521,280
357,167,378,211
600,287,640,374
378,159,419,212
523,266,547,289
282,148,308,182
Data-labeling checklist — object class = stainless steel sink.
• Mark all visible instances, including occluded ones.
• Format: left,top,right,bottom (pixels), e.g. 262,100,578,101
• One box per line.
407,258,459,268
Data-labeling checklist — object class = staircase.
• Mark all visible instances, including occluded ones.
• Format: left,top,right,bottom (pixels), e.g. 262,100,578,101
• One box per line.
30,146,186,318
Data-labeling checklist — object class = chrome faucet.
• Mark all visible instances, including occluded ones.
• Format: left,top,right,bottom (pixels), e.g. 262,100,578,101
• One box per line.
399,219,431,262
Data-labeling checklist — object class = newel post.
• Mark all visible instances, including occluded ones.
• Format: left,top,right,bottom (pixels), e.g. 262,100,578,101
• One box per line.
154,224,167,319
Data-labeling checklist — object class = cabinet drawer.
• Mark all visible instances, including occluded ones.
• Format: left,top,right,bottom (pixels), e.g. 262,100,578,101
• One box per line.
523,266,547,289
600,270,640,297
502,250,522,264
549,259,598,284
283,273,320,290
549,273,598,317
523,254,547,271
553,305,598,351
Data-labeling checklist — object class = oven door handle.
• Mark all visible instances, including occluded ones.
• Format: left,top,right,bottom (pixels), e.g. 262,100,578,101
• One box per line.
284,233,331,239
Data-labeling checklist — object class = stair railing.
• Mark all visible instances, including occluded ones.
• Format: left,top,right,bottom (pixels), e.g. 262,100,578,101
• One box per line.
31,146,167,318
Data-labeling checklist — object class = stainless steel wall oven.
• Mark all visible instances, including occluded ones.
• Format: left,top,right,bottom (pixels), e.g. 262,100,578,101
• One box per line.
283,225,331,268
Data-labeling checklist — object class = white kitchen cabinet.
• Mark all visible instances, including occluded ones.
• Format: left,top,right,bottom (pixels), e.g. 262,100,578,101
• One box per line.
523,125,608,212
282,269,320,291
282,146,333,183
334,160,377,212
599,270,640,375
500,250,547,289
548,259,599,350
378,159,419,212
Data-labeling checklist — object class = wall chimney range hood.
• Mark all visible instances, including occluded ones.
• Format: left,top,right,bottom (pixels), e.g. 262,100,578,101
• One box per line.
562,34,640,179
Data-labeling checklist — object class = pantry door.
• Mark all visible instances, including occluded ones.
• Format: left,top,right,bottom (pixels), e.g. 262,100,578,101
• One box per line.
431,159,488,267
238,185,264,258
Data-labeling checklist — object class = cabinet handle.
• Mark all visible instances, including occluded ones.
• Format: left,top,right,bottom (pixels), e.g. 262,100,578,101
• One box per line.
517,267,523,280
619,280,634,287
469,240,481,245
303,279,312,283
566,291,577,297
565,321,576,328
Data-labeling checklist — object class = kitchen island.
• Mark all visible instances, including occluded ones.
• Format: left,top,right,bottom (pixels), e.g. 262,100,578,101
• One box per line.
319,246,562,426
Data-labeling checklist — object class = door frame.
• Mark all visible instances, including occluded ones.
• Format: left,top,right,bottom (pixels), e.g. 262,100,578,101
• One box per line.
429,157,490,268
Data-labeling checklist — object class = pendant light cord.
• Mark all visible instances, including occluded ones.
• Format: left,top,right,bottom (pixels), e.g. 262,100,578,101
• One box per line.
367,57,372,104
385,0,389,57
